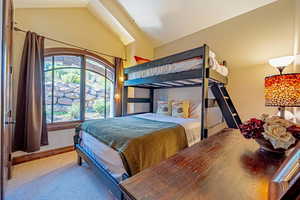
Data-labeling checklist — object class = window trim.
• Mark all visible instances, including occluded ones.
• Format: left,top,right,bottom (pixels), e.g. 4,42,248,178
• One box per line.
47,120,83,131
44,48,115,131
45,48,114,69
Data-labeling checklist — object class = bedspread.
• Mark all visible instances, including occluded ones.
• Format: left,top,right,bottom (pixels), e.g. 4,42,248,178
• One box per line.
76,116,188,175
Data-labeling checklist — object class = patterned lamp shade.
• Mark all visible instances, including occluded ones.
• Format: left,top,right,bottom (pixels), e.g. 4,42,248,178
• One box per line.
265,73,300,107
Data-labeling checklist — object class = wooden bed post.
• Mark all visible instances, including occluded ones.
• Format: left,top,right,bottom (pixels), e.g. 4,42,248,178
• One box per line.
122,86,128,116
149,89,154,113
122,72,128,116
77,155,82,166
201,44,210,140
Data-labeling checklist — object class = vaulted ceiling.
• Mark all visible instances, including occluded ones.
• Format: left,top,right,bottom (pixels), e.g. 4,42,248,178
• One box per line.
14,0,278,47
116,0,278,46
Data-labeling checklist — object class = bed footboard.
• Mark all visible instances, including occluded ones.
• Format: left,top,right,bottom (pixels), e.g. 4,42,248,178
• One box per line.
75,145,125,200
74,133,124,200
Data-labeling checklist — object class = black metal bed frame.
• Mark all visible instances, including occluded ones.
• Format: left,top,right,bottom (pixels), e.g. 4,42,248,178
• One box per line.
123,44,227,139
74,44,229,200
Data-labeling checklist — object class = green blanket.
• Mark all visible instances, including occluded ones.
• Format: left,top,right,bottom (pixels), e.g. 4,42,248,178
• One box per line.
76,116,187,175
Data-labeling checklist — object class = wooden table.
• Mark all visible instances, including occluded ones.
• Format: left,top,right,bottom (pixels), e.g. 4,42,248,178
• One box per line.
120,129,286,200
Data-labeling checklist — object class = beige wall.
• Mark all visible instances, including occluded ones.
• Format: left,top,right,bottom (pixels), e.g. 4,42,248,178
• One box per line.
98,0,154,66
14,7,125,62
13,8,126,106
294,0,300,70
13,6,155,115
155,0,295,66
227,65,295,120
12,7,154,154
154,0,299,121
12,8,127,155
94,0,155,112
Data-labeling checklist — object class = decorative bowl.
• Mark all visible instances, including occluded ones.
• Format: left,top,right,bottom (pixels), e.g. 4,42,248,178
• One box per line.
254,137,297,155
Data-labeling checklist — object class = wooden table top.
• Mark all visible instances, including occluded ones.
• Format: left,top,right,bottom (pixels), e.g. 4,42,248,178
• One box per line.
120,129,287,200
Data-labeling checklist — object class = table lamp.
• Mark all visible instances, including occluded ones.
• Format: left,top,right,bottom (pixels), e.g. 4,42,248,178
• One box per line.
265,56,299,118
268,56,294,75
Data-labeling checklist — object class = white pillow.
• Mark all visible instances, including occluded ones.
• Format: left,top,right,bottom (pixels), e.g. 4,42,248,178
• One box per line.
156,101,172,116
189,102,202,119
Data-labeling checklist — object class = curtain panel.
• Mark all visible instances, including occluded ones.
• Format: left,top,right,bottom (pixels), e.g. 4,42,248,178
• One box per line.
114,57,124,117
14,32,48,152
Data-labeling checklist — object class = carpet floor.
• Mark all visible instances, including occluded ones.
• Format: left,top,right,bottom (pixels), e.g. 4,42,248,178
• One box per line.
6,151,116,200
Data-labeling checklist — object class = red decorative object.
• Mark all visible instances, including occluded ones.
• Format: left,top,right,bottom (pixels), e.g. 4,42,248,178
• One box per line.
287,125,300,139
239,118,265,139
134,56,151,64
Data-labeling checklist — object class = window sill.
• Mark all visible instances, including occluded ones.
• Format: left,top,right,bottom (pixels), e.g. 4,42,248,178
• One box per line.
47,121,83,132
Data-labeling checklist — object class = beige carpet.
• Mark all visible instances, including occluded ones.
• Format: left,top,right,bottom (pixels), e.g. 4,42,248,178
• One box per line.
6,151,116,200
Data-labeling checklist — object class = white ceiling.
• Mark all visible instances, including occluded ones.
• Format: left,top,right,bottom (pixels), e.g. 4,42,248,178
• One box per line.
14,0,278,47
116,0,278,46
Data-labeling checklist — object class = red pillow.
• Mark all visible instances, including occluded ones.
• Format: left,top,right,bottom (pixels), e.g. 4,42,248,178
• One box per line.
134,56,151,64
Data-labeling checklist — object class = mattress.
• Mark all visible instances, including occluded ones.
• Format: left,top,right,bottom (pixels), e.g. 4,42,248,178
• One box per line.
79,113,201,181
128,52,228,80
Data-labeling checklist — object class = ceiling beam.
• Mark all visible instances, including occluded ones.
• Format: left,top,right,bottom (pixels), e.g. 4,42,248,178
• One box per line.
87,0,135,45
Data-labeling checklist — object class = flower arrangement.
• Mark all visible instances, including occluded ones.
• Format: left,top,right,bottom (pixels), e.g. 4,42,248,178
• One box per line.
240,114,299,152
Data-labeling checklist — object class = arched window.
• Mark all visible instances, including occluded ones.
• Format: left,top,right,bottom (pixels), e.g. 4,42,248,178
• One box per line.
44,48,115,125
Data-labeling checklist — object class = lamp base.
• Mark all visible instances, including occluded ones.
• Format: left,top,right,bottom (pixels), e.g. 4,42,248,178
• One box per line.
279,107,285,119
277,66,285,75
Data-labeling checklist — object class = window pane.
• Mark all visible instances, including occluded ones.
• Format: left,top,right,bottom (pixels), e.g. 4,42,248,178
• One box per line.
86,58,115,81
44,56,53,71
86,58,107,76
54,55,81,69
85,71,106,120
44,54,115,123
106,69,115,82
45,71,53,123
53,68,81,122
106,80,114,118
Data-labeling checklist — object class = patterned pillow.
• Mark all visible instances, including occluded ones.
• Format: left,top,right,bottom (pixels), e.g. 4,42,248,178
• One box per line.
172,100,190,118
157,101,172,115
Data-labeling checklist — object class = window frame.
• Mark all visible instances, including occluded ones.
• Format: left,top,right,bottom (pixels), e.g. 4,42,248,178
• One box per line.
44,48,115,131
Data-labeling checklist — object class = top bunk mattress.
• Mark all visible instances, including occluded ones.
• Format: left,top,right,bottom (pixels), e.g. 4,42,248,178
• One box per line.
128,51,228,80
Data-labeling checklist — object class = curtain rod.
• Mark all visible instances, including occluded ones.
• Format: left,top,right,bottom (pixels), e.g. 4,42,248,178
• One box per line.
14,27,126,61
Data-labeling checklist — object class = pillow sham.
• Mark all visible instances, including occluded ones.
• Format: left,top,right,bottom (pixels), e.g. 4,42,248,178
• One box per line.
172,100,190,118
157,101,172,116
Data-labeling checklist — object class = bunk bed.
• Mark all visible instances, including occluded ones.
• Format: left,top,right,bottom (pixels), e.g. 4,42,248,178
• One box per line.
74,44,242,200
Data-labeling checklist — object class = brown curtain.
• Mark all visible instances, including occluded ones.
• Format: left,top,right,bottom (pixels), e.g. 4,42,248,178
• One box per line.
14,32,48,152
114,57,124,117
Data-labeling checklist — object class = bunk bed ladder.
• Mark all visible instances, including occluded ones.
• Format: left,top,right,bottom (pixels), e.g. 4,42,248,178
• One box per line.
211,84,242,128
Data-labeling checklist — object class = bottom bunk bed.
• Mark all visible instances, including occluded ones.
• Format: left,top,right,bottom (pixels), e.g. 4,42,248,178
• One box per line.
74,113,208,199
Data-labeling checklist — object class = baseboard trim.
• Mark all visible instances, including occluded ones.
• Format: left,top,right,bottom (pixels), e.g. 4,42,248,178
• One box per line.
12,146,74,165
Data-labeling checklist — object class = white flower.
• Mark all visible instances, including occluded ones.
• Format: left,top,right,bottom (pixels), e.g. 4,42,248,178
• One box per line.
265,116,294,128
263,124,295,149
